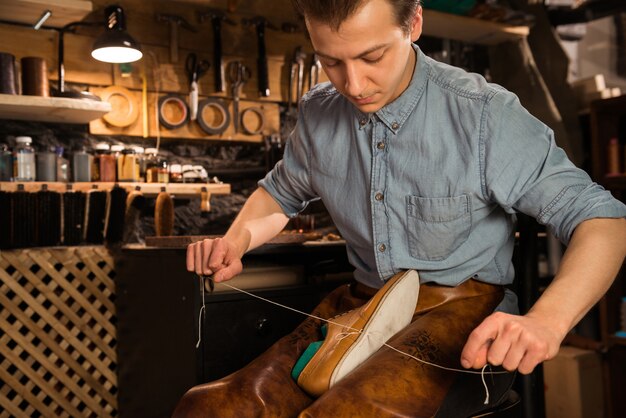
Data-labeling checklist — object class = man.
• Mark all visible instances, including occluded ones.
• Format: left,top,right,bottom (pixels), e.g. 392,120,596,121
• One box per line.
177,0,626,416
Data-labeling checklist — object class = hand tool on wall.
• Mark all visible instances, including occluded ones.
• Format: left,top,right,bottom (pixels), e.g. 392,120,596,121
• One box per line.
242,17,277,97
308,53,321,92
227,60,251,133
294,47,306,110
156,14,197,64
199,9,236,94
186,52,210,120
287,47,306,117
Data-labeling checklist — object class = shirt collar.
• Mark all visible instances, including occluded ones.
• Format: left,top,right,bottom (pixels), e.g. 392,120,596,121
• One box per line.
355,44,429,133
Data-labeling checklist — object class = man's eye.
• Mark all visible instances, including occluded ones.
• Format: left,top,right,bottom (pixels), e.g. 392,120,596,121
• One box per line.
364,54,384,64
322,59,339,68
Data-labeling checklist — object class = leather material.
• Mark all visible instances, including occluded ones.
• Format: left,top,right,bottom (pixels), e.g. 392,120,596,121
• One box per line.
173,279,503,418
172,284,364,418
297,270,420,397
298,283,504,418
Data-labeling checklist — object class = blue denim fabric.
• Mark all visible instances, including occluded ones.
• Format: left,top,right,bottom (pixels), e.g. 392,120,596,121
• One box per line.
260,45,626,293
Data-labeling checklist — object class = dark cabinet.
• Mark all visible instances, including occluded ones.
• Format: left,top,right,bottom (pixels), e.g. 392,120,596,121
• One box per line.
115,244,351,418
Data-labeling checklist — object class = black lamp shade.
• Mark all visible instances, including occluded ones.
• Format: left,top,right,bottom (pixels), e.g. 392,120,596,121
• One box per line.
91,5,142,63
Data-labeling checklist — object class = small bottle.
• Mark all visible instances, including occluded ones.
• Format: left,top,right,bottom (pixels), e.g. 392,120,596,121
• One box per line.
13,136,36,182
158,156,169,183
72,146,92,182
145,147,159,183
119,148,139,182
169,163,182,183
110,144,125,181
55,146,69,182
607,137,620,176
134,146,146,182
92,143,116,182
36,145,57,182
0,144,12,181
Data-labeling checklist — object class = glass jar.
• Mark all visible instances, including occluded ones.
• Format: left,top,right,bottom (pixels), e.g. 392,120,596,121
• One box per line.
157,157,169,183
72,146,92,182
92,143,116,182
110,144,125,181
144,147,159,183
0,143,12,181
134,146,146,182
13,136,36,182
55,146,69,182
36,145,57,182
169,163,182,183
118,148,140,182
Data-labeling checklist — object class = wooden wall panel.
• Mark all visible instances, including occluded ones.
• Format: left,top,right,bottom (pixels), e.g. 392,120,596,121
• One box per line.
0,0,329,141
88,86,280,142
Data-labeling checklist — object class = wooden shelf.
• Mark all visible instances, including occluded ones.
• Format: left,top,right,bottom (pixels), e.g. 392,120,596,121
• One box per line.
0,0,92,29
0,94,111,124
422,9,529,45
0,181,231,198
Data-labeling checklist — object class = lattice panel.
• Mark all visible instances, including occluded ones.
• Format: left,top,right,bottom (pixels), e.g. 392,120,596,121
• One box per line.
0,247,117,418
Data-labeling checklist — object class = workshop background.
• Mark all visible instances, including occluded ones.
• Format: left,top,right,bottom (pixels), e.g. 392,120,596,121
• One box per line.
0,0,624,417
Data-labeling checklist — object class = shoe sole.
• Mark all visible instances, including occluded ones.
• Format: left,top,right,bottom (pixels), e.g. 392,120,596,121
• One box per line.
330,270,420,385
297,270,420,396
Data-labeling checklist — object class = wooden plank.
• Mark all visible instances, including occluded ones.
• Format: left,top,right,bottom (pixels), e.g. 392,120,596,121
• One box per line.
422,9,528,45
0,0,93,29
0,181,231,198
0,94,111,124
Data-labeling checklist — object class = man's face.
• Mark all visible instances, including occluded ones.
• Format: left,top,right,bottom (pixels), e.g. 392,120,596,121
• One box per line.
306,0,422,113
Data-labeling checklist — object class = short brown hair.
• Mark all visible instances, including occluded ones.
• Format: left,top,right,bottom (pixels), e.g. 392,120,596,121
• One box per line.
291,0,421,34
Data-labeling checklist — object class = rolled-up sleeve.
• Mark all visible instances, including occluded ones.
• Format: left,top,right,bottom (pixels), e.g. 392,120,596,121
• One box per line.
258,99,318,217
483,90,626,244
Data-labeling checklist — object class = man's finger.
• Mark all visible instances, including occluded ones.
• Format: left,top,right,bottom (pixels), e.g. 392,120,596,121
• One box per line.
194,242,203,276
207,238,228,272
201,239,215,275
461,319,498,368
485,335,513,367
501,342,526,372
213,259,243,283
186,243,195,272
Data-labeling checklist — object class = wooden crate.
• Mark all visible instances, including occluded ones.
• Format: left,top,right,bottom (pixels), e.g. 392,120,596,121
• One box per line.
0,247,117,418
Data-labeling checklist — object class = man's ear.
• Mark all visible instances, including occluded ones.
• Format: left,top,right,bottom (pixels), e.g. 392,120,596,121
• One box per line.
410,6,423,42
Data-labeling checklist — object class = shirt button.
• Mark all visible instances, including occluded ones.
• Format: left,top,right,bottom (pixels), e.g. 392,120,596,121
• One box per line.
378,243,386,252
375,192,384,201
391,121,399,130
377,141,385,150
360,118,367,126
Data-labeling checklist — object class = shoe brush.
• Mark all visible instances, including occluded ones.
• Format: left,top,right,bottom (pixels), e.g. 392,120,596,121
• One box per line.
154,187,174,236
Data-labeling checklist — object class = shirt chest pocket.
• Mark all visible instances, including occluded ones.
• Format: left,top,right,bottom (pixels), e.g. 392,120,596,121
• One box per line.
406,194,472,261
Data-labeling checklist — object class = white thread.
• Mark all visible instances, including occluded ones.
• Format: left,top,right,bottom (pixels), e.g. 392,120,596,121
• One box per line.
196,275,207,349
202,276,506,403
481,364,490,404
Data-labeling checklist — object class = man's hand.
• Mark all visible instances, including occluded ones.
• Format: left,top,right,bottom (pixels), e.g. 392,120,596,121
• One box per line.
460,311,562,374
186,237,243,282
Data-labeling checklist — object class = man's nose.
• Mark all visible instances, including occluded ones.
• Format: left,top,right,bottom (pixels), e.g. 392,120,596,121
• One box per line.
344,63,364,97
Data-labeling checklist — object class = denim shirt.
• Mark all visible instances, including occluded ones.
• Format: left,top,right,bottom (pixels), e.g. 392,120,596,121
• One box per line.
260,45,626,295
